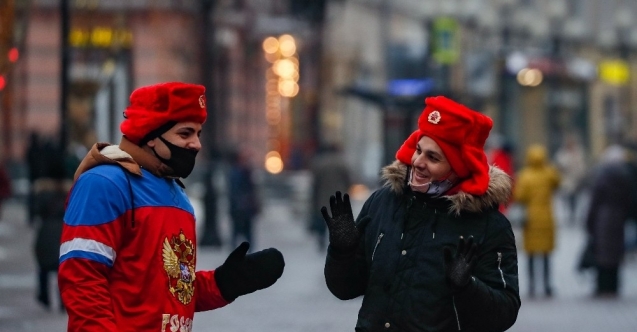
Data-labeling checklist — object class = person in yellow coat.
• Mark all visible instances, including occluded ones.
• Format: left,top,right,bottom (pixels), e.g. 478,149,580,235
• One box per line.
514,144,561,297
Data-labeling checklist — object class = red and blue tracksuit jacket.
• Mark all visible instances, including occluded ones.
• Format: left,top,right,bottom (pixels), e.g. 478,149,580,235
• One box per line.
59,163,228,332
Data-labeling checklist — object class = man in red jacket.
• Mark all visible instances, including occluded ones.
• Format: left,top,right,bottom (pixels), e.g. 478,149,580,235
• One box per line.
59,82,284,332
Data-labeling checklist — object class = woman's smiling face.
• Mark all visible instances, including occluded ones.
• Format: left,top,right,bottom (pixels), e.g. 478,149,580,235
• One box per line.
410,136,453,186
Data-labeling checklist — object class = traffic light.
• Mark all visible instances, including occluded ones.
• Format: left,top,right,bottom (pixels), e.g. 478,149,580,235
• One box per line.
0,75,5,91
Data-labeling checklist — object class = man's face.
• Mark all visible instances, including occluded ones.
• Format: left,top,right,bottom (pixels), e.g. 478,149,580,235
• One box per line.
410,136,453,186
147,121,202,159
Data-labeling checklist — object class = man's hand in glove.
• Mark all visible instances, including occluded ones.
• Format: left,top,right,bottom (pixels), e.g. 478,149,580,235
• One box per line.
214,242,285,302
443,235,479,290
321,191,368,252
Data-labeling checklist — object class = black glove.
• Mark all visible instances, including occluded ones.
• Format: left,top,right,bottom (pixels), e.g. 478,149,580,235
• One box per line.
214,242,285,302
443,235,479,290
321,191,367,252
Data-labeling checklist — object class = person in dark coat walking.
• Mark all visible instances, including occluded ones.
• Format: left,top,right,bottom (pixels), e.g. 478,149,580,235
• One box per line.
32,149,71,310
26,131,44,225
585,144,637,297
321,96,520,331
200,147,222,247
227,147,261,249
0,158,11,220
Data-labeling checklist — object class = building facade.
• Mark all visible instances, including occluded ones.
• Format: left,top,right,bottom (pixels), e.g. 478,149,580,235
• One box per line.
321,0,637,181
4,0,637,183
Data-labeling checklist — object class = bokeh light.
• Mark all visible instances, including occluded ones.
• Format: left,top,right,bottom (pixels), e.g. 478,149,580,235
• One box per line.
264,151,284,174
278,80,299,97
262,37,279,54
278,34,296,57
517,68,543,87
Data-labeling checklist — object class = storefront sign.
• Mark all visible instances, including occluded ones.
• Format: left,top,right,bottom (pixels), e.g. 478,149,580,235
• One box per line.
432,17,459,65
599,60,630,86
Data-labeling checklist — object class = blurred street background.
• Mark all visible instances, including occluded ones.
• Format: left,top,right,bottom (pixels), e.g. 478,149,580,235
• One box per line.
2,0,637,331
1,179,637,331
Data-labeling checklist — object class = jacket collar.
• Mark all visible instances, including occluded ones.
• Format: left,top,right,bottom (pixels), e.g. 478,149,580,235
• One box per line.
380,160,512,215
72,136,184,187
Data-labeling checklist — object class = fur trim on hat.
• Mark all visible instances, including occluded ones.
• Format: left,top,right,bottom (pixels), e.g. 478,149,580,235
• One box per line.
380,160,512,215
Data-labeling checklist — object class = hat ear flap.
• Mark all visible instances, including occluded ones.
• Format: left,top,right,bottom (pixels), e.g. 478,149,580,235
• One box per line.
456,145,490,195
396,130,421,165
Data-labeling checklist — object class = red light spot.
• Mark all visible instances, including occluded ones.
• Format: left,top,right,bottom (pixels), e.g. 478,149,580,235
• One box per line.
8,48,19,63
0,76,5,91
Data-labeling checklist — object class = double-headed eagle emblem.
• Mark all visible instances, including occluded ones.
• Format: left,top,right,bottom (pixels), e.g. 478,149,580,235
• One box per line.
162,230,196,305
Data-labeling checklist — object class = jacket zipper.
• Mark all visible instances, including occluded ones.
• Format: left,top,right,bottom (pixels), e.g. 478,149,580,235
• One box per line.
371,233,384,261
497,252,506,288
452,296,461,330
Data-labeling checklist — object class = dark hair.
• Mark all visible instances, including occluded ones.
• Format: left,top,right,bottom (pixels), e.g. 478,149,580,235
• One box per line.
138,121,177,146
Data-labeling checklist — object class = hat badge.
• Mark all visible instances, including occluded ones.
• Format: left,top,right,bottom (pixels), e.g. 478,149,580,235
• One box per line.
198,95,206,108
428,110,441,124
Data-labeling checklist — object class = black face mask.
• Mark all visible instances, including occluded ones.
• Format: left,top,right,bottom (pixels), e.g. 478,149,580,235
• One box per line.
152,136,198,178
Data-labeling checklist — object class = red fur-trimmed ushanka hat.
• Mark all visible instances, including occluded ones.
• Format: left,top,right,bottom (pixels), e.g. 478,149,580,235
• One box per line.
120,82,207,145
395,96,493,195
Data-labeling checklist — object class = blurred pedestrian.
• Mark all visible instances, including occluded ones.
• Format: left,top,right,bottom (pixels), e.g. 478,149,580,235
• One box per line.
58,82,284,331
513,144,561,298
487,133,515,178
554,132,587,226
584,143,637,297
200,147,222,247
32,148,71,311
309,143,352,251
26,131,43,225
626,142,637,255
486,132,515,214
321,96,520,331
0,156,11,220
227,147,261,249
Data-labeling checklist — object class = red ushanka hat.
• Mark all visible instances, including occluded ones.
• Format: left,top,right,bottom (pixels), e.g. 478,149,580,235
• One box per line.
120,82,207,144
395,96,493,195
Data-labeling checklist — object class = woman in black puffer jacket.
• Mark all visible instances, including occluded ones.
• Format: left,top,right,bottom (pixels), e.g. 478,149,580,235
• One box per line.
322,96,520,332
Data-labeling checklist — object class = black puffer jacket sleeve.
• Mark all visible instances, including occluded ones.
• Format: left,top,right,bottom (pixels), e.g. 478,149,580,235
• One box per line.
324,195,374,300
453,214,521,331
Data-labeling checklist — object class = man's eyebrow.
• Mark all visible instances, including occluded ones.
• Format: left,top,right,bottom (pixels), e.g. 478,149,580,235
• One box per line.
177,127,196,133
425,149,442,157
417,143,442,157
